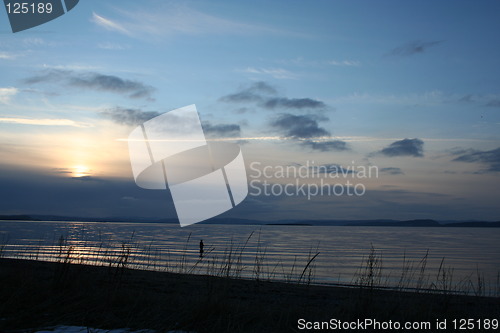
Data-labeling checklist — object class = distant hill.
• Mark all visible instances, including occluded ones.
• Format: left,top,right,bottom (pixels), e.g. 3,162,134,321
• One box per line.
343,219,440,227
0,215,39,221
444,221,500,228
0,215,499,228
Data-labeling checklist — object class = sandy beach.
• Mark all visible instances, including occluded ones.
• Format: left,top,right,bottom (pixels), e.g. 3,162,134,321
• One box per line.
0,258,498,332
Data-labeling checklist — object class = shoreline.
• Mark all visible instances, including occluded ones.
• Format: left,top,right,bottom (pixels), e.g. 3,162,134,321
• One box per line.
1,258,499,332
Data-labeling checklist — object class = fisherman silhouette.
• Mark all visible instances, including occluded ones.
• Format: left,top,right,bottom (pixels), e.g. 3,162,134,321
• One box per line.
199,239,204,258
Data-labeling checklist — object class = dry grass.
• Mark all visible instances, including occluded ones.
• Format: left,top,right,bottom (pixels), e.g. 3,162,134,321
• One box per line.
0,257,499,333
1,231,499,297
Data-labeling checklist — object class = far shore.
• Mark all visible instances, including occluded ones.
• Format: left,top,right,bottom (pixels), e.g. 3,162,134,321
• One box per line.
1,215,500,228
0,258,498,332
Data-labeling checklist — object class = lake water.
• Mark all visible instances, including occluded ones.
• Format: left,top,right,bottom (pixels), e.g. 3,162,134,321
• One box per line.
1,221,499,295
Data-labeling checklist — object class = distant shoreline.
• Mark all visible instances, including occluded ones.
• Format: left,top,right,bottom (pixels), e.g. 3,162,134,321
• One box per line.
1,215,499,228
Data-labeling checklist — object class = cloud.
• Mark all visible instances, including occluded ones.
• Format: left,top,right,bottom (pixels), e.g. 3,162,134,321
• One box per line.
458,94,476,103
389,40,443,56
232,107,252,114
24,70,155,99
202,121,241,138
310,163,356,175
452,147,500,173
22,38,46,46
71,176,105,182
0,117,92,128
101,107,160,126
380,167,404,175
220,81,327,111
485,99,500,108
97,42,131,50
0,52,18,60
374,138,424,157
92,12,131,36
0,166,178,219
101,108,243,138
329,60,361,66
91,5,299,40
270,113,329,139
220,81,276,103
301,140,349,152
262,97,326,110
0,87,18,103
241,67,297,79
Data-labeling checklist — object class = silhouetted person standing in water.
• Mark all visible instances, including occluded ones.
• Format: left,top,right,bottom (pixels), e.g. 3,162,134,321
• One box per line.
199,239,204,258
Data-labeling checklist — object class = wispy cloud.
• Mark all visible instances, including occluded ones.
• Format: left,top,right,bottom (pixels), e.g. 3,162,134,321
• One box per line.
97,42,131,50
92,12,131,36
485,99,500,108
23,38,47,46
101,108,243,138
220,81,276,103
329,59,361,66
388,40,444,57
42,64,101,71
91,5,298,40
24,69,155,100
100,107,160,126
241,67,297,79
301,140,349,152
0,87,18,103
202,121,241,138
380,167,404,175
0,117,92,128
263,97,325,110
452,147,500,173
372,138,424,157
0,52,19,60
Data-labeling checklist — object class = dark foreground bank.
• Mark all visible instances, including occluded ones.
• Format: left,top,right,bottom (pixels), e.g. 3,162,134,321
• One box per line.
0,258,498,333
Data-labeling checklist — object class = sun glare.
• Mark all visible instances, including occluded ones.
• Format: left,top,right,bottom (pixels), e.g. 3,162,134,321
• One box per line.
72,165,91,178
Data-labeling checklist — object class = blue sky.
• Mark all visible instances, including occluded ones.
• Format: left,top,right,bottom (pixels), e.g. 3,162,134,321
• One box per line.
0,0,499,221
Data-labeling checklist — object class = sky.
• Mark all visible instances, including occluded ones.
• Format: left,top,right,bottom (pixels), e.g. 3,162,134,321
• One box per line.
0,0,499,222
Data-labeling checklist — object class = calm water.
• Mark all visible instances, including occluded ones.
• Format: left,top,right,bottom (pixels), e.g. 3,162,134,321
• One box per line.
1,221,499,294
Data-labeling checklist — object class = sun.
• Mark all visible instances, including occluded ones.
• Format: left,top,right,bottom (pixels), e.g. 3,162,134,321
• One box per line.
72,165,91,178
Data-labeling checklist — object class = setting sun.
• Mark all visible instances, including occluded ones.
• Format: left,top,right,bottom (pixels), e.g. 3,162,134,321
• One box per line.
72,165,91,178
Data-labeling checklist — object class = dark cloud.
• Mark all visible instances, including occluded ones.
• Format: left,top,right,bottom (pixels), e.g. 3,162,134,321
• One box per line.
101,108,243,137
220,90,263,103
389,40,443,57
301,140,349,152
458,94,475,103
101,107,160,126
452,147,500,173
52,168,73,174
24,69,155,99
233,107,252,114
262,97,326,110
219,81,276,103
375,138,424,157
380,167,404,175
71,176,105,182
269,113,348,151
202,121,241,138
270,113,329,139
485,99,500,108
220,81,326,111
250,81,278,95
0,166,178,219
309,163,356,175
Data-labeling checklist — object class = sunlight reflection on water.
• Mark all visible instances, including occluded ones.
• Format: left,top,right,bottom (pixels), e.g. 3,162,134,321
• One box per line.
1,221,499,294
